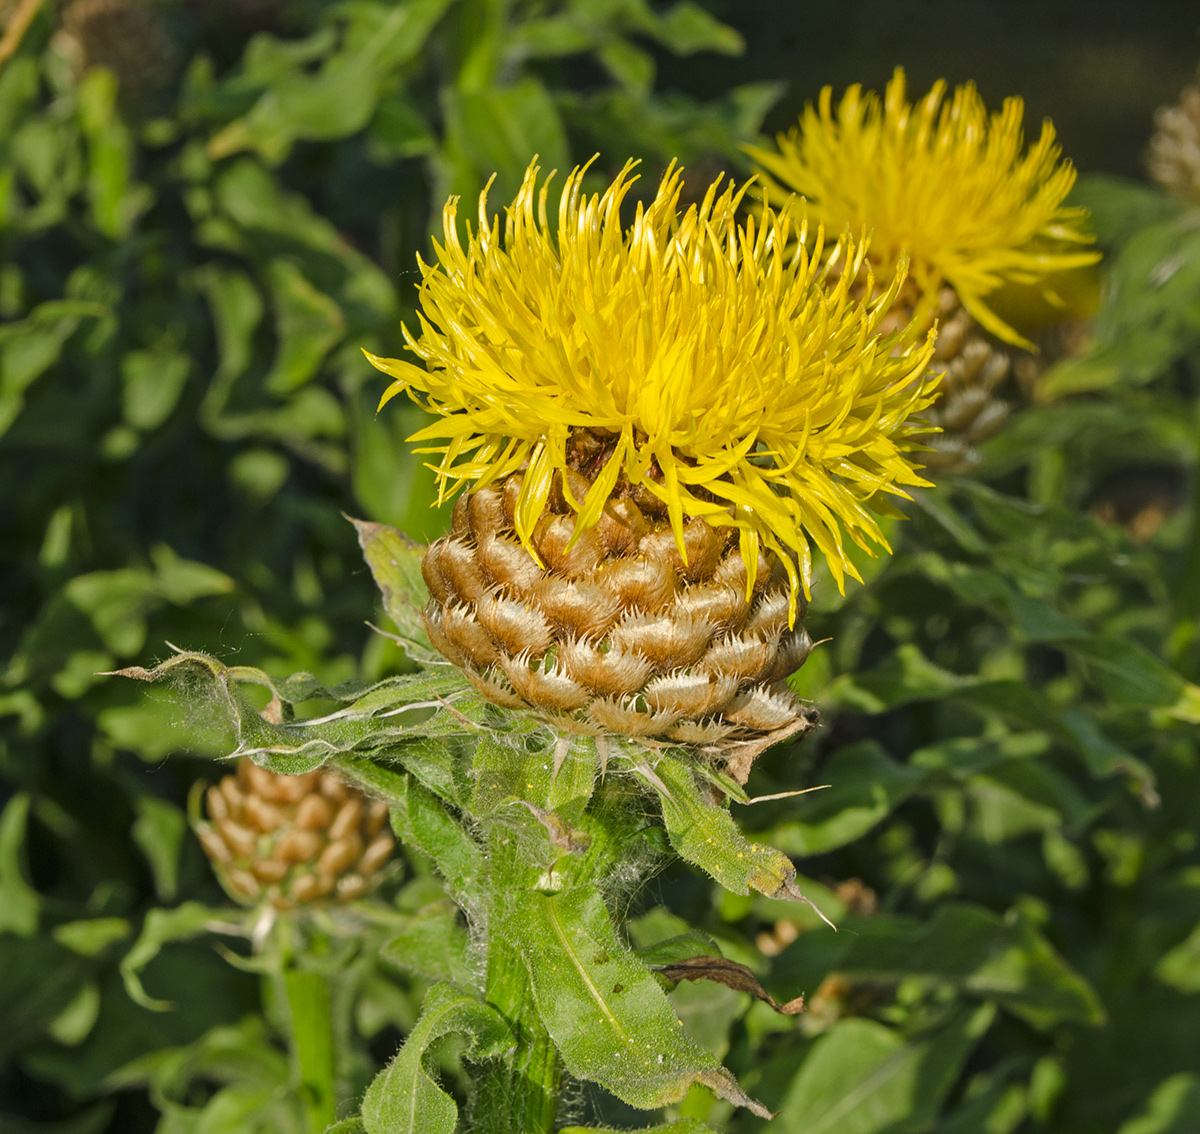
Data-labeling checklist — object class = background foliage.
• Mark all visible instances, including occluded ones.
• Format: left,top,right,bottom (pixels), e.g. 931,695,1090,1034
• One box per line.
1,1,1199,1132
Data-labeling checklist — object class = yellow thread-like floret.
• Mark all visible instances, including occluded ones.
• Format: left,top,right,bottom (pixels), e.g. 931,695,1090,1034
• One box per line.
366,158,940,620
747,68,1098,347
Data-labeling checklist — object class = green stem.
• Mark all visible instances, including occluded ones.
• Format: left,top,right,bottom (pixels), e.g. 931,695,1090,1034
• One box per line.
475,934,562,1134
284,962,338,1133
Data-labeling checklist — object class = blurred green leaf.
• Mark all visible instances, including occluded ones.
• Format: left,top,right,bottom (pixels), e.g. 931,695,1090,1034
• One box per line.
264,260,345,395
1042,213,1200,396
1071,174,1185,248
0,300,105,436
561,1122,715,1134
47,981,102,1047
52,918,130,957
120,902,235,1011
0,794,39,936
766,742,928,856
1155,924,1200,993
774,1005,994,1134
443,77,570,202
653,2,744,55
121,341,191,432
1118,1074,1200,1134
77,69,152,240
774,903,1103,1030
132,795,188,902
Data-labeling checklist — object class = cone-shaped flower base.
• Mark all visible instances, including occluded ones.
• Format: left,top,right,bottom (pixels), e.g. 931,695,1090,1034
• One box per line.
421,458,819,781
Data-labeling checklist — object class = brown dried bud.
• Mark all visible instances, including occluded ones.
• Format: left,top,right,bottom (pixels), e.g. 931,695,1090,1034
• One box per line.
441,603,502,667
610,612,716,670
436,538,491,606
196,760,395,910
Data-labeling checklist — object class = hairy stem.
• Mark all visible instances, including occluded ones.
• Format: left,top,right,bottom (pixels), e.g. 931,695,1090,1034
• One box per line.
475,934,561,1134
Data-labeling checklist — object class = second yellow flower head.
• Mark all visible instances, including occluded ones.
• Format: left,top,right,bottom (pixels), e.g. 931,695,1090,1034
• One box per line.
747,68,1098,346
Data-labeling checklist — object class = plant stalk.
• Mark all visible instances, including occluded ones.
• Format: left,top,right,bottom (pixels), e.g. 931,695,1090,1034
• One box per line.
475,932,561,1134
284,962,338,1133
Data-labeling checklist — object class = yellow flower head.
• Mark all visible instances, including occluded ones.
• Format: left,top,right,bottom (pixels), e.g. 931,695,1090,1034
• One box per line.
366,158,939,619
746,68,1099,347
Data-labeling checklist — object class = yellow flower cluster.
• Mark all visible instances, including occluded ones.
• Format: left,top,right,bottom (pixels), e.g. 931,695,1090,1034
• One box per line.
747,68,1098,346
367,159,939,616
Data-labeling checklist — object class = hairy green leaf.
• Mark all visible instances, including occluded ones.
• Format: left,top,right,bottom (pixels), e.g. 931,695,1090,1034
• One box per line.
361,982,511,1134
504,882,768,1116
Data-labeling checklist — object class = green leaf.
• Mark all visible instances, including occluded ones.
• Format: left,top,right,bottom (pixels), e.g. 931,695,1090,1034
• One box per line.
0,794,39,936
766,742,928,856
634,929,723,968
109,651,470,772
196,264,263,402
108,1015,292,1113
0,935,90,1064
774,903,1104,1030
651,753,826,908
504,882,767,1115
511,16,595,58
361,982,511,1134
380,900,475,988
385,773,483,906
1064,636,1185,707
1155,924,1200,993
352,518,439,665
651,2,743,55
121,340,190,432
77,69,152,238
598,40,655,96
1042,213,1200,395
374,736,469,806
0,300,102,437
132,795,188,901
52,918,131,957
561,1123,715,1134
1118,1074,1200,1134
264,259,344,394
326,1120,368,1134
827,643,966,712
210,0,452,162
47,982,103,1047
774,1005,994,1134
1071,174,1184,248
120,902,236,1010
443,77,570,203
469,725,558,817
